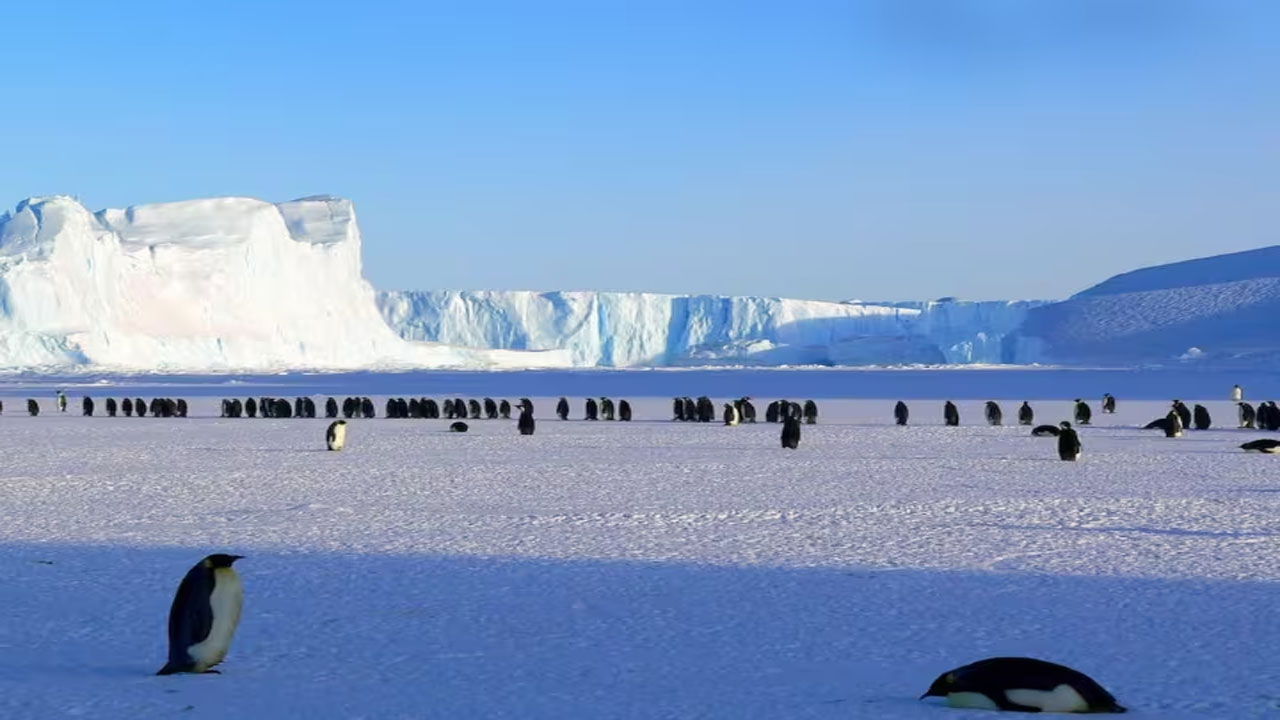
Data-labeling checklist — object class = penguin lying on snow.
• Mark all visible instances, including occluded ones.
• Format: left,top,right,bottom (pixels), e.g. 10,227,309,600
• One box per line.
1241,438,1280,454
1031,424,1060,437
921,656,1126,713
158,554,244,675
449,421,469,433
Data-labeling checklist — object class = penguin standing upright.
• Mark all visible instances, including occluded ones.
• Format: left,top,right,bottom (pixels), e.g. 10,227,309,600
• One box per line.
157,554,245,675
585,398,599,420
739,398,756,423
1074,399,1092,426
105,397,117,417
920,657,1125,714
517,401,535,436
1172,400,1191,428
82,396,94,416
723,403,740,426
1101,393,1116,414
619,400,632,422
1238,402,1257,429
122,398,133,417
1165,409,1184,438
781,415,801,449
894,401,909,426
943,401,959,426
27,399,39,416
803,400,818,425
325,397,338,418
556,397,570,420
1231,384,1243,402
56,390,66,413
326,420,347,451
1018,401,1034,425
601,398,615,421
499,399,512,419
673,397,686,421
1192,404,1211,430
484,398,498,419
985,401,1003,426
1057,421,1081,461
764,401,779,423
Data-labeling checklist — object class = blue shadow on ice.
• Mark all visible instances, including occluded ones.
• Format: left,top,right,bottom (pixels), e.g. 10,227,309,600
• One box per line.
0,544,1277,719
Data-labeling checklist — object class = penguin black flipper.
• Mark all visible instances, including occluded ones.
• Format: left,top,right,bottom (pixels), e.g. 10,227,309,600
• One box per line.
157,565,215,675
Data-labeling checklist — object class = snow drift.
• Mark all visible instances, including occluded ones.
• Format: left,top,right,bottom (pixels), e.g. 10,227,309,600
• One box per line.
377,290,1041,367
1009,245,1280,367
0,196,569,371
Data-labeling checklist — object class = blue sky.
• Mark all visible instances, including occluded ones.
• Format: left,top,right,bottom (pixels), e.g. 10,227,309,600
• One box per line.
0,1,1275,301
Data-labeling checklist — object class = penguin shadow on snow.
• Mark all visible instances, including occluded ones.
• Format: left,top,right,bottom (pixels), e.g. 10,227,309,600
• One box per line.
0,543,1277,718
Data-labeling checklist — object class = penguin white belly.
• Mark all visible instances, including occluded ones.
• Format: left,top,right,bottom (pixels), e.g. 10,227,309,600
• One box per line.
945,692,999,710
187,568,243,671
327,424,346,451
1005,684,1090,712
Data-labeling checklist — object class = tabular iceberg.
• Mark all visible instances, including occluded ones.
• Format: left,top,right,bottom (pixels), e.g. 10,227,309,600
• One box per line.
0,195,569,372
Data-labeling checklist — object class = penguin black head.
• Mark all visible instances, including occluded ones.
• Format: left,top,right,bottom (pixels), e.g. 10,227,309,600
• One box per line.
203,554,244,568
1059,421,1072,429
920,671,957,699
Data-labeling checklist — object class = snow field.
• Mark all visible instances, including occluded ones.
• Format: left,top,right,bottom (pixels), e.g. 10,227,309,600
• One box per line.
0,395,1276,718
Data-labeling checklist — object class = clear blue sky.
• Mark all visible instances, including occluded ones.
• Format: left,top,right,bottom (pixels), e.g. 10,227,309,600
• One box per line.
1,1,1276,301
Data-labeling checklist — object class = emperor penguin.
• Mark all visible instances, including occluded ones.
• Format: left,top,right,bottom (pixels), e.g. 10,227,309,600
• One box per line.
1172,400,1191,428
1231,384,1243,402
1238,402,1256,429
1057,421,1081,461
106,397,118,417
517,401,535,436
619,400,632,422
449,421,469,433
56,390,67,413
920,656,1126,713
764,401,779,423
802,400,818,425
1192,404,1211,430
468,399,482,419
157,554,245,675
82,396,94,416
1241,438,1280,453
985,401,1003,426
556,397,570,420
122,398,133,417
1101,393,1116,414
894,400,909,426
326,420,347,451
27,399,38,416
673,397,686,421
484,397,498,419
780,415,801,449
1018,401,1034,425
943,401,959,426
723,402,740,426
1164,409,1184,438
1031,424,1061,437
499,399,511,419
585,398,599,421
325,397,338,418
1073,399,1092,426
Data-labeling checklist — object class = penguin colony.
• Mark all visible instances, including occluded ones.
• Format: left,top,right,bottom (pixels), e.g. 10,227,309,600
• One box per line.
31,384,1269,711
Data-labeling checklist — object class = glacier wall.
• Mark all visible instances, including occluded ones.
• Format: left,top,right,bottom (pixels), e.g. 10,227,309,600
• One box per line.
0,196,569,371
377,290,1044,367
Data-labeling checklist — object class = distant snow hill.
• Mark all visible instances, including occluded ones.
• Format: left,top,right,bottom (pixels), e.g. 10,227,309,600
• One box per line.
1008,245,1280,367
0,196,569,372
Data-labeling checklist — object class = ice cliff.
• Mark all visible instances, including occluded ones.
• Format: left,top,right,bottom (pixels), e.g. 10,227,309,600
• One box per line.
376,290,1042,367
0,196,569,371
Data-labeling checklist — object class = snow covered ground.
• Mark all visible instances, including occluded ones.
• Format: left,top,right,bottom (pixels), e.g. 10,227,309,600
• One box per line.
0,376,1277,718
